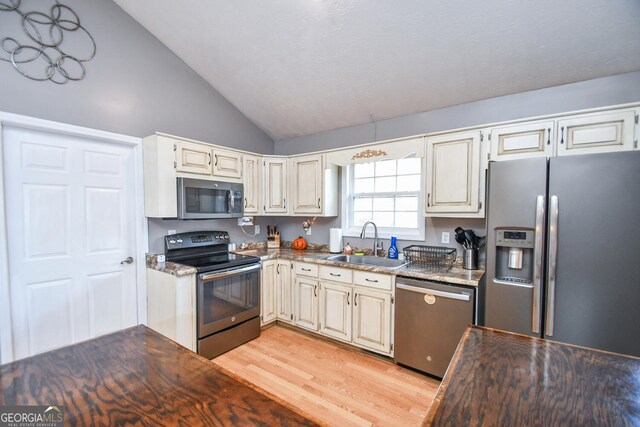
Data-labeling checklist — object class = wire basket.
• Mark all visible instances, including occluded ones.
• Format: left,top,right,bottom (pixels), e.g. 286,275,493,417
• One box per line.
403,245,457,269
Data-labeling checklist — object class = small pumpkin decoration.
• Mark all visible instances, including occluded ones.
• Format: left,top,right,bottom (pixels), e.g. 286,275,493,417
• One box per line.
293,236,307,250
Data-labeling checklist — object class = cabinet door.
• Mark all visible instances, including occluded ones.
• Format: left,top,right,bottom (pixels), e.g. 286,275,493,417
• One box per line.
276,260,293,323
263,158,288,214
294,277,318,331
352,288,391,354
490,121,555,161
260,260,277,325
242,155,261,214
557,110,636,156
175,141,212,175
213,148,243,179
291,155,323,214
319,282,352,342
425,131,481,214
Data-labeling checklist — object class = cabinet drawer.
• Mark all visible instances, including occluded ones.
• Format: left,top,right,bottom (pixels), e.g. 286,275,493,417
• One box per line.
353,270,392,291
319,265,353,284
295,262,318,277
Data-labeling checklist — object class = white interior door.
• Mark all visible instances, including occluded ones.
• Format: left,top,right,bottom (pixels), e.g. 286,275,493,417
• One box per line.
3,126,139,360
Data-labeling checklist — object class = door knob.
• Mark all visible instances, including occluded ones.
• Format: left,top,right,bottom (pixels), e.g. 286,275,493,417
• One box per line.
120,257,134,265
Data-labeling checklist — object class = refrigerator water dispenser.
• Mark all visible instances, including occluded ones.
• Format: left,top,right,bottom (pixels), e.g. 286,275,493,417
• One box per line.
494,229,535,285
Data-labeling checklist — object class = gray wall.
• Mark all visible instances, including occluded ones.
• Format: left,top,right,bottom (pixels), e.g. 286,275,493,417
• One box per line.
0,0,275,252
270,71,640,258
0,0,273,154
275,71,640,155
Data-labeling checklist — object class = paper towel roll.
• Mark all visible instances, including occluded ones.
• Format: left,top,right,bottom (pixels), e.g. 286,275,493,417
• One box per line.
329,228,343,253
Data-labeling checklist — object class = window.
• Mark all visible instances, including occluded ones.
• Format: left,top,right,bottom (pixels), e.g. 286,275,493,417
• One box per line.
342,158,424,239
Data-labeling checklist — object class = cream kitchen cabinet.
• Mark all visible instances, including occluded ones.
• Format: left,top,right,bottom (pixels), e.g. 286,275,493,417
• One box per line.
175,140,212,175
260,260,277,325
557,109,636,156
425,130,483,217
289,154,339,216
146,269,197,352
290,262,394,356
143,133,248,218
319,281,352,342
293,276,319,331
263,157,289,214
276,260,293,323
352,287,392,354
212,148,243,180
242,154,262,214
490,121,555,161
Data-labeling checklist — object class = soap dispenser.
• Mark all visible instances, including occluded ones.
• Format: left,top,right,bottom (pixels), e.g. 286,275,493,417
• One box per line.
388,236,398,259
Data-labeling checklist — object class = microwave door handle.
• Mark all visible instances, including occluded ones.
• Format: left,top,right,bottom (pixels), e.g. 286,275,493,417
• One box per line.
228,191,234,213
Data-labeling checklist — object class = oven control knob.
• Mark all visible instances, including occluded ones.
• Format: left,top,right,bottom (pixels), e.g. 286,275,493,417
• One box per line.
177,239,183,243
215,235,221,239
169,239,176,244
223,234,229,239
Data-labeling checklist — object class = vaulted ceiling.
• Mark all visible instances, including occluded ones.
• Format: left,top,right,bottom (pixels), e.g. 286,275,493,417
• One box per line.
115,0,640,140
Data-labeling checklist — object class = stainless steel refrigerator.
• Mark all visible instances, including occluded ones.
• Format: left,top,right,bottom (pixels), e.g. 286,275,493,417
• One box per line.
484,151,640,357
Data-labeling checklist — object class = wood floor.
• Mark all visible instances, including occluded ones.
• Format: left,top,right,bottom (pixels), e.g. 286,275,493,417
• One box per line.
213,325,440,427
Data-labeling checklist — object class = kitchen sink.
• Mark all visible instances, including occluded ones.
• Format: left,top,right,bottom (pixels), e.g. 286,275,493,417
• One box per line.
324,254,407,269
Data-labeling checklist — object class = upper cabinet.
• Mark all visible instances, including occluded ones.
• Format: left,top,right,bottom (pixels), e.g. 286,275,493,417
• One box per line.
175,140,212,175
212,148,243,180
556,110,636,156
242,155,261,215
490,121,555,161
490,107,638,161
263,157,288,214
425,130,483,216
290,154,339,216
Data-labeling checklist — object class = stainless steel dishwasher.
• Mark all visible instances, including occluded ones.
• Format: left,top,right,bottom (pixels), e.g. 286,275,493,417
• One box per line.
394,277,475,378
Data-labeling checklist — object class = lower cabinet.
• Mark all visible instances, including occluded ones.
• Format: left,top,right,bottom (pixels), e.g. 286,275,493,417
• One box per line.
319,281,352,342
294,276,319,331
276,260,293,323
352,287,392,354
260,260,277,325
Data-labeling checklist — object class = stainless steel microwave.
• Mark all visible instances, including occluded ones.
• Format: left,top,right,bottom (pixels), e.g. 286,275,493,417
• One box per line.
176,178,243,219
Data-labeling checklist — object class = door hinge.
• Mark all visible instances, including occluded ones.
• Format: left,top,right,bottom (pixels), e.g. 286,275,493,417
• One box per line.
480,131,483,142
291,313,293,320
173,144,177,151
390,343,394,351
173,161,177,169
290,261,293,268
391,296,395,304
488,133,491,141
635,139,638,149
635,113,638,124
479,201,483,209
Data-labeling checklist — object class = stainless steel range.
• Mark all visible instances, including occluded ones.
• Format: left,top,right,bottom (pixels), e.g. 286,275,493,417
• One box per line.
165,231,261,359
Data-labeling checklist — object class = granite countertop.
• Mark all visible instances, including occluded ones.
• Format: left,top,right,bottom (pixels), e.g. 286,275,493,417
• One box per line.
146,248,484,287
146,254,198,277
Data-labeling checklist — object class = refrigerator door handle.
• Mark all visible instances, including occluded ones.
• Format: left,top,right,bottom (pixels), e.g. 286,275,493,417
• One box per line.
532,195,545,334
545,195,559,336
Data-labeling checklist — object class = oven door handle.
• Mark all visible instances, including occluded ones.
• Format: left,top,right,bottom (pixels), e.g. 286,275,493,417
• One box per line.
200,263,261,281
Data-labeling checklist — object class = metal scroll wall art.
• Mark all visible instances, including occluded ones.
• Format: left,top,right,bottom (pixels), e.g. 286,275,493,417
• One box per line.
0,0,96,84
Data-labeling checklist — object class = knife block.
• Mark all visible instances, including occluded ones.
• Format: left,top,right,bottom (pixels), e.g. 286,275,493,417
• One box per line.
267,234,281,249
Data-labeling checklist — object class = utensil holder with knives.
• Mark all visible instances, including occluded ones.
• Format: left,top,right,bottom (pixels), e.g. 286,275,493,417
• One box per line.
267,225,281,248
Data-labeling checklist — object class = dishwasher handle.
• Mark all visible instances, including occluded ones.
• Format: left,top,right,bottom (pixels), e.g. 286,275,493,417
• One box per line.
396,283,470,301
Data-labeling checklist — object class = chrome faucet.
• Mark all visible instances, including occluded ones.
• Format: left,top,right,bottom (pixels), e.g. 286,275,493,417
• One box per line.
360,221,380,257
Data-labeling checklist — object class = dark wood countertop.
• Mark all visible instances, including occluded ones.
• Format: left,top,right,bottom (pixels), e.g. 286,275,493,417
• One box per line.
0,325,320,426
425,326,640,426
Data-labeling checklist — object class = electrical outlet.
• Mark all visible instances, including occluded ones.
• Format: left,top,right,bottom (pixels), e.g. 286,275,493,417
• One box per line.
441,232,450,244
255,225,260,234
168,229,176,235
